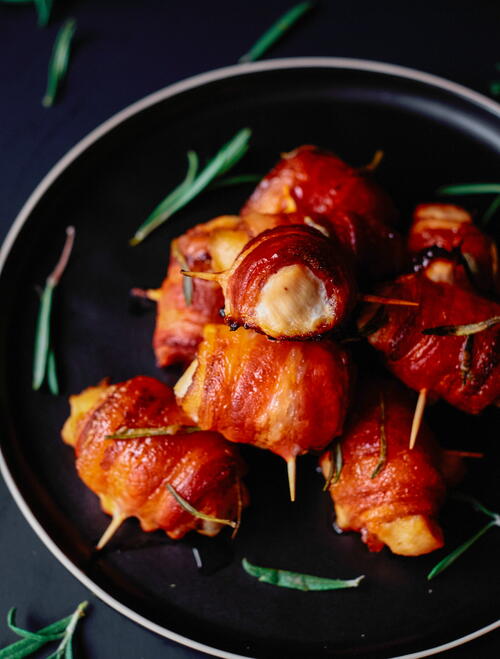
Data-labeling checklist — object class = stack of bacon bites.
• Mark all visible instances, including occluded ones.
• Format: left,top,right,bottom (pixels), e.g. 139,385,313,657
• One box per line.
64,145,499,557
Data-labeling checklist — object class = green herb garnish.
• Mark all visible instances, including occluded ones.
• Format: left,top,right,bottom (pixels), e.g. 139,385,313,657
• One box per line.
435,183,500,226
42,18,76,107
242,558,364,592
106,425,200,440
0,601,87,658
171,239,193,305
166,483,237,528
323,440,343,491
370,393,387,479
427,495,500,580
130,128,251,246
238,2,314,63
422,316,500,337
32,226,75,393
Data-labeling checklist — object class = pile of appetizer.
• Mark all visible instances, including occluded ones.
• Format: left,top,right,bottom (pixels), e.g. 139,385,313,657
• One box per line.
62,144,500,560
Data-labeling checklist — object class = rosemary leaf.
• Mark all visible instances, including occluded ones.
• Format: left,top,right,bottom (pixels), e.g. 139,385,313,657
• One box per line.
239,2,314,63
323,441,343,490
6,609,62,643
427,494,500,580
34,0,52,26
171,240,193,306
32,283,55,390
370,393,387,479
427,520,498,581
130,129,251,245
481,194,500,226
45,601,87,659
436,183,500,196
0,602,87,659
242,558,364,592
42,18,76,107
47,348,59,395
32,227,75,392
422,316,500,337
166,483,236,528
106,425,181,439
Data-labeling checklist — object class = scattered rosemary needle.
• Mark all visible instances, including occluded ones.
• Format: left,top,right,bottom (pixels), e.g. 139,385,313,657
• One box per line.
130,128,251,245
323,440,343,491
435,183,500,226
210,173,262,189
242,558,364,592
238,2,314,63
166,483,237,528
42,18,76,107
422,316,500,337
370,393,387,479
34,0,52,26
32,226,75,392
0,601,88,659
105,425,200,439
171,239,193,305
427,495,499,580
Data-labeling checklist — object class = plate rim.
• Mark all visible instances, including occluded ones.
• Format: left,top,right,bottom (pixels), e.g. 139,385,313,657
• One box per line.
1,56,499,659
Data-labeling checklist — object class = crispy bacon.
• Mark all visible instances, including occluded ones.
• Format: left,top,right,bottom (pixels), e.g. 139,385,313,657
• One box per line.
152,214,294,367
62,376,248,540
242,145,404,279
408,203,499,292
174,324,352,463
320,379,461,556
362,261,500,413
197,224,357,339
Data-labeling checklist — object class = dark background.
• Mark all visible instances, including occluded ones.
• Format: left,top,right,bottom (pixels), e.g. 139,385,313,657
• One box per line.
0,1,499,657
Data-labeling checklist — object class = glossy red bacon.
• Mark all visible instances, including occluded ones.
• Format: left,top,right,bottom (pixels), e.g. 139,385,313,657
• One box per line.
174,324,353,463
408,203,499,293
62,376,248,540
320,379,459,556
216,224,356,339
242,145,404,279
362,262,500,414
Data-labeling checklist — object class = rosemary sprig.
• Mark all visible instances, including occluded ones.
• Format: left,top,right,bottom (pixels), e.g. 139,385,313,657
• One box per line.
130,128,251,245
106,425,200,440
242,558,364,592
0,601,88,659
34,0,52,26
422,316,500,337
42,18,76,107
323,440,343,491
32,226,75,392
239,2,314,63
370,393,387,479
166,483,236,528
427,495,499,580
171,239,193,305
435,183,500,226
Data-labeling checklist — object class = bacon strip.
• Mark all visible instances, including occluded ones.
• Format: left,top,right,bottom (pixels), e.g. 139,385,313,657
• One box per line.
320,380,462,556
174,324,353,462
62,376,248,540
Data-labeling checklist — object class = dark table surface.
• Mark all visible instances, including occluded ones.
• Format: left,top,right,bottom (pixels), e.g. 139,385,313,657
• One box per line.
0,1,499,657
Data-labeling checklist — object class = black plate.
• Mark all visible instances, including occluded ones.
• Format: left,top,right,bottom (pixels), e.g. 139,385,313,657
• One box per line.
0,59,499,659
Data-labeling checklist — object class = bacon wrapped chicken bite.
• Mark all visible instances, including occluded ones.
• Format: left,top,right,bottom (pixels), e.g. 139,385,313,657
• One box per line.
408,203,499,293
175,324,353,499
361,259,500,415
62,376,248,545
320,379,463,556
242,145,404,280
184,225,356,339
